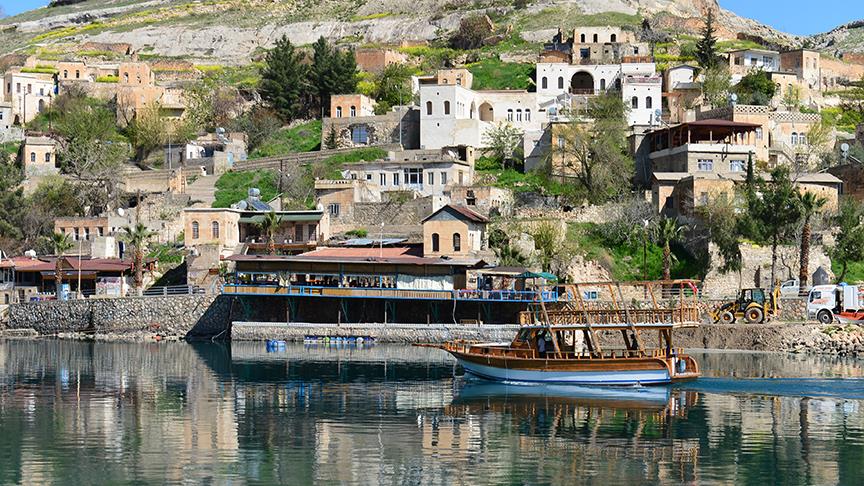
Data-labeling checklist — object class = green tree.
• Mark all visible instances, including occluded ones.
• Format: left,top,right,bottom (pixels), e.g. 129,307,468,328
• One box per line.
695,9,718,69
50,232,74,294
556,93,632,203
829,198,864,283
260,35,309,122
736,69,777,105
449,15,493,50
531,221,566,273
783,83,802,111
228,106,282,153
310,37,357,117
482,122,524,169
257,210,281,255
696,193,742,275
652,217,687,280
121,223,155,291
62,138,130,216
797,191,827,288
702,66,732,107
372,64,414,114
746,166,803,285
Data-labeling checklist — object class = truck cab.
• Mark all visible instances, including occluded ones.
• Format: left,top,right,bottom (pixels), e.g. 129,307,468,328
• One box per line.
807,284,864,324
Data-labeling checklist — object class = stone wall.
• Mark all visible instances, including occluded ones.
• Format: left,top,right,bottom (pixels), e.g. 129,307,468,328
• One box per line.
6,294,232,339
321,107,420,150
232,321,519,343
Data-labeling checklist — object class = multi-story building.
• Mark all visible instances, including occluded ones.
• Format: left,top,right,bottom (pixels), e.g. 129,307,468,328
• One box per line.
727,49,781,80
21,136,58,177
2,70,55,124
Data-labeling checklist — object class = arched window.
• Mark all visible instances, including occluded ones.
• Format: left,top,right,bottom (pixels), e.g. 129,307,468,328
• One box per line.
800,133,807,145
191,221,199,240
63,70,68,79
593,34,598,42
507,109,513,121
349,105,356,117
336,106,342,117
426,101,433,115
30,152,35,163
791,132,798,145
432,233,440,252
541,77,548,89
525,109,531,122
631,96,639,109
580,34,585,42
600,79,606,90
444,100,451,115
646,96,653,109
75,70,80,79
211,221,220,238
610,33,617,42
452,233,461,252
44,152,51,163
558,77,564,89
123,72,129,83
516,109,522,122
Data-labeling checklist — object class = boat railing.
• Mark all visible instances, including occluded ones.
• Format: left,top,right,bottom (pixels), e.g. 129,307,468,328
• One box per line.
518,306,701,326
449,342,689,361
222,283,557,302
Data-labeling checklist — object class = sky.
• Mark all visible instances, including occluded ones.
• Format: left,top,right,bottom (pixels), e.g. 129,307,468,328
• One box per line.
0,0,859,35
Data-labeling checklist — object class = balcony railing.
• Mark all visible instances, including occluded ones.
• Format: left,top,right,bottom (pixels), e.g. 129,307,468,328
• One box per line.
222,283,558,302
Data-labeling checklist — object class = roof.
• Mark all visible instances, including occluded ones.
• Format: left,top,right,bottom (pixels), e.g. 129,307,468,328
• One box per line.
421,205,490,224
24,136,56,146
679,119,761,129
339,238,408,247
0,256,134,272
298,246,422,259
238,213,323,224
475,266,530,276
651,172,690,182
227,251,484,267
728,48,779,55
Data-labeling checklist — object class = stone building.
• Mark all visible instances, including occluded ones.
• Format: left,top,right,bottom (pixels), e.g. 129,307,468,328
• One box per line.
21,136,58,177
0,101,13,136
449,185,514,217
779,49,822,91
330,94,376,119
2,70,55,124
343,146,475,198
727,48,781,80
321,106,420,149
422,205,489,257
53,215,131,258
354,48,408,73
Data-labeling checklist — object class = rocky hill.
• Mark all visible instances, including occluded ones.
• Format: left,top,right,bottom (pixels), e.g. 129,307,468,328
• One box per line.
0,0,805,63
809,19,864,60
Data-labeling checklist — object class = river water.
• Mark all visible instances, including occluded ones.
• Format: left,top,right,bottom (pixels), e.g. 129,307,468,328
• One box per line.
0,341,863,485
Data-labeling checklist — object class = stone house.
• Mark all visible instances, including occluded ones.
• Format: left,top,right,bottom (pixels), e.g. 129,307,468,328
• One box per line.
727,49,781,80
354,48,408,73
449,185,514,217
330,94,376,119
182,132,247,175
343,146,475,198
779,49,822,91
2,70,55,124
21,136,58,177
321,105,420,149
53,215,131,258
422,205,489,257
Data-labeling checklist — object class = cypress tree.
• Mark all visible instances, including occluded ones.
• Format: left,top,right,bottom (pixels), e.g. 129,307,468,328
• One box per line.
696,9,718,69
311,37,357,117
260,35,309,122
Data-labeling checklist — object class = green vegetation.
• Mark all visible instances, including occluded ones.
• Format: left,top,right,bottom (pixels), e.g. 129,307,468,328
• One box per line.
567,223,703,281
0,142,20,161
467,59,534,90
345,228,369,238
514,6,641,31
832,260,864,284
148,242,184,266
480,167,571,196
323,147,387,165
213,170,279,208
350,12,392,21
95,75,119,83
21,65,59,74
249,120,322,159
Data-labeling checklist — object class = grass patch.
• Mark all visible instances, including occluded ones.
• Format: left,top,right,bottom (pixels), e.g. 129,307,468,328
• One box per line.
716,39,765,52
567,223,704,281
479,168,571,196
21,66,59,74
351,12,392,21
0,142,21,161
249,120,322,159
515,6,641,32
213,169,279,208
95,75,119,83
324,147,387,165
467,58,534,90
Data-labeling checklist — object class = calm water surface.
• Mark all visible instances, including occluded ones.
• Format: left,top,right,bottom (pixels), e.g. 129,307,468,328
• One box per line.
1,340,863,485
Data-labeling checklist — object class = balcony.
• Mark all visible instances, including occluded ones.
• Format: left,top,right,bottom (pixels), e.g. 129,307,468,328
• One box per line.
222,282,558,302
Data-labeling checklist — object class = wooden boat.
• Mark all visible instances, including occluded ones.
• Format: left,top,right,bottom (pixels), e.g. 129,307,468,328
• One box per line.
429,280,702,386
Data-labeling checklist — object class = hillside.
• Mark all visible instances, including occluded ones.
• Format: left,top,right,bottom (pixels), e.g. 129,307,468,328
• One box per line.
810,19,864,59
0,0,803,63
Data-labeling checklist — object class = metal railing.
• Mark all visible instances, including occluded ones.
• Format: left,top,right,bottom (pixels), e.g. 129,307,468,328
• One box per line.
222,283,558,302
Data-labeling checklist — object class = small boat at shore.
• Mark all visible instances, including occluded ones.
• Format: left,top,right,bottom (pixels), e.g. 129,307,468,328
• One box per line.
425,280,702,386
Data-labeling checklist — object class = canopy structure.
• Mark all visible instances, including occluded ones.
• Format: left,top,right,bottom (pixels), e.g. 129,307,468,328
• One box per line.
515,271,558,281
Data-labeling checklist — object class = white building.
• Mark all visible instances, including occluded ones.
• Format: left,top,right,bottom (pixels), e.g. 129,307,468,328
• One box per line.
728,49,781,83
0,101,11,132
344,147,474,197
2,70,55,124
664,65,699,91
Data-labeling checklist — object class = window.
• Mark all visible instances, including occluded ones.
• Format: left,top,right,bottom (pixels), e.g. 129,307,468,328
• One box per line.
631,96,638,109
525,109,530,121
427,171,435,185
27,84,32,94
729,160,746,172
444,100,450,115
440,172,447,185
74,228,79,241
191,221,199,239
426,101,432,115
39,88,44,96
558,77,564,89
507,109,513,121
63,70,68,79
516,109,522,122
633,46,639,55
15,83,20,94
75,70,80,79
44,152,50,163
379,173,387,186
800,133,807,145
697,159,714,171
593,34,598,42
328,203,340,217
466,190,476,206
211,221,220,238
295,224,304,242
349,106,356,117
30,152,35,163
580,48,590,59
351,125,369,145
123,73,129,83
84,228,90,240
557,136,565,148
336,106,342,117
699,192,709,205
610,34,617,42
432,233,440,252
580,34,585,42
763,56,774,68
308,224,317,241
791,132,799,145
646,96,652,109
98,227,104,237
600,79,606,90
404,168,422,185
452,233,461,252
755,127,763,139
365,173,372,181
541,77,548,89
393,172,400,185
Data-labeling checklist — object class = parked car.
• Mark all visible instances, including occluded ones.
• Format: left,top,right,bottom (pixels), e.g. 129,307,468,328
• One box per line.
780,279,806,296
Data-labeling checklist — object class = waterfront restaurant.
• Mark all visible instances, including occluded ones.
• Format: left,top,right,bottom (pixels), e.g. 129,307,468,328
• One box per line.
0,255,140,298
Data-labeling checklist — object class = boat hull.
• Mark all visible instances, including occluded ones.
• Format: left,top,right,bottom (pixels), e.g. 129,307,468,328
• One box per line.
454,356,673,386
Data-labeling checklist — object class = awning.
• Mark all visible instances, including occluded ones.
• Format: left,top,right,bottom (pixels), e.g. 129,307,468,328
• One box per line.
239,214,322,224
40,270,98,279
515,271,558,281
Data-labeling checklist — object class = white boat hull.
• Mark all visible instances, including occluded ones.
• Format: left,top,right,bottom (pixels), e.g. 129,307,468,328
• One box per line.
456,358,672,386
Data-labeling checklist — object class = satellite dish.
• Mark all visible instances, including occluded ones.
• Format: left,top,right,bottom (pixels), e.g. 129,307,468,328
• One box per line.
24,249,37,258
117,208,125,217
841,143,850,153
237,200,248,210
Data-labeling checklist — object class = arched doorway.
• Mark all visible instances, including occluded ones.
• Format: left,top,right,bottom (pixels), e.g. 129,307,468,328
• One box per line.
570,72,594,94
469,102,476,119
37,99,45,113
479,102,494,122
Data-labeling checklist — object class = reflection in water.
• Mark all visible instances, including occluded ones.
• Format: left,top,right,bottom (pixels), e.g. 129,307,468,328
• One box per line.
0,342,862,484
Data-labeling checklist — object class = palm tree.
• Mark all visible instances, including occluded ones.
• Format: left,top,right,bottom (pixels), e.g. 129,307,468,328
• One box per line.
798,192,827,289
653,218,686,281
121,223,155,291
50,232,74,296
257,210,281,255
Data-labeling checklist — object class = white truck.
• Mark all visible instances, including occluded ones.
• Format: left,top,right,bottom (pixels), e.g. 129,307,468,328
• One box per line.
807,284,864,324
